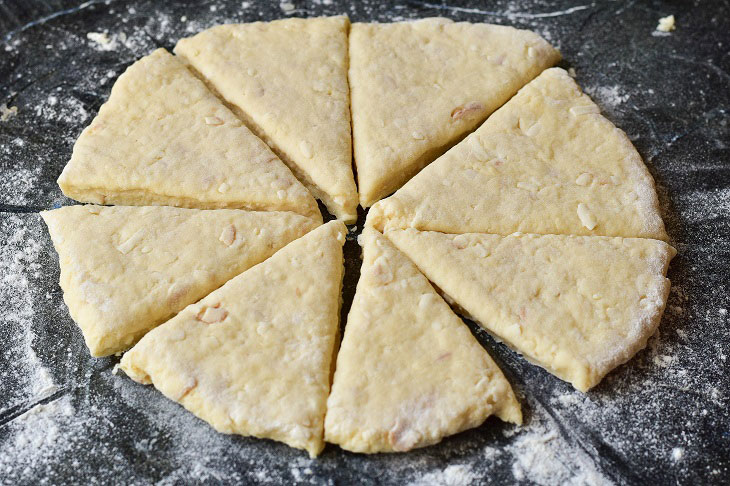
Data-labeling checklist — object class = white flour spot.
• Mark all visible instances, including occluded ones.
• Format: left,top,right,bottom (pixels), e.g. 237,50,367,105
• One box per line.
407,464,477,486
87,31,118,51
585,85,630,109
671,447,684,461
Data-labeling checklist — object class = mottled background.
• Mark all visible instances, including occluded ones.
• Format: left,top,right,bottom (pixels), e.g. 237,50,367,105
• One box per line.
1,1,728,484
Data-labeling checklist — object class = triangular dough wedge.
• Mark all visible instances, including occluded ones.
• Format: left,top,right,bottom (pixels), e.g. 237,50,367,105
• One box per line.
41,205,320,357
121,221,346,457
350,18,561,207
368,68,668,240
386,229,676,392
175,16,357,222
325,228,521,453
58,48,320,221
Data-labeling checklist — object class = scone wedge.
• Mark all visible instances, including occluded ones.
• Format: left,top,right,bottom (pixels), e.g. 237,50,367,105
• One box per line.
175,16,357,222
368,68,668,240
41,205,319,357
121,221,346,457
58,48,320,221
350,18,560,207
386,229,676,392
325,228,521,453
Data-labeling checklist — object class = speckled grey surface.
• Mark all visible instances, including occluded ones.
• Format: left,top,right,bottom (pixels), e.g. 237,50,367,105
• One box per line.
1,1,729,484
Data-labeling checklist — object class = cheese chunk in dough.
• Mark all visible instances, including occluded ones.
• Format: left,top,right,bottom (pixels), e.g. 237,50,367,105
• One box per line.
386,229,676,392
121,221,346,457
42,205,320,357
325,228,521,453
368,68,668,240
350,18,560,207
175,16,357,222
58,48,320,221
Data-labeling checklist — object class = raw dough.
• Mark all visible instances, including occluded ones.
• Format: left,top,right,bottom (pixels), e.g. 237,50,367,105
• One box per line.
386,228,676,392
57,49,320,221
325,228,521,453
175,16,357,222
121,221,346,457
368,68,668,240
41,205,319,357
350,18,560,207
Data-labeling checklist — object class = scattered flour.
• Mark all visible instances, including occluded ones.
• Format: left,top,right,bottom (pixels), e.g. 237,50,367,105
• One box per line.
0,215,56,414
34,93,89,125
503,418,610,486
0,396,75,477
0,165,41,205
585,85,630,109
407,464,478,486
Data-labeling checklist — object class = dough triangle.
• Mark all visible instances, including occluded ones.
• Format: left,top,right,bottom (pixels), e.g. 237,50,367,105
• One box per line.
325,228,521,453
58,48,320,221
120,221,346,457
175,16,357,222
350,18,560,207
41,205,320,357
368,68,668,240
386,229,676,392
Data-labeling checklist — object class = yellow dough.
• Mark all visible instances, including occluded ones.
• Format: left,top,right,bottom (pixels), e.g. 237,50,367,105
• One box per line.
368,68,668,240
41,205,319,357
325,228,521,453
58,49,319,220
350,18,560,207
175,16,357,222
121,221,346,457
386,229,676,392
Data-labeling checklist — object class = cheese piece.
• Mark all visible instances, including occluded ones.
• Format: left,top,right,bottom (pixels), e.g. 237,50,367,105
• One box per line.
386,229,676,392
325,228,521,453
368,68,668,240
350,18,560,207
175,16,357,222
120,221,346,457
41,205,320,357
57,48,320,221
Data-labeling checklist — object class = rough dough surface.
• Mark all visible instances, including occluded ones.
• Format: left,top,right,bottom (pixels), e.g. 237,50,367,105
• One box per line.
368,68,668,240
386,228,676,392
41,205,319,357
57,48,319,221
325,228,521,453
350,18,560,207
175,16,357,222
120,221,346,457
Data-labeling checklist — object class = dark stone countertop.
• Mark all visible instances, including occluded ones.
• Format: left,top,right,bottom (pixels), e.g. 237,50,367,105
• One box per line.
1,1,728,484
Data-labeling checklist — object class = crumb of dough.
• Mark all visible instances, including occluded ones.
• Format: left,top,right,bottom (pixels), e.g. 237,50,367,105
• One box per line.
1,103,18,122
656,15,676,33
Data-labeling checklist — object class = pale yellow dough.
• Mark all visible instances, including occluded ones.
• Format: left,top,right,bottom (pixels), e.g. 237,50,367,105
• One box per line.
350,18,561,207
41,205,319,357
368,68,668,240
175,16,357,222
121,221,346,457
57,49,319,221
386,229,676,392
325,228,521,453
